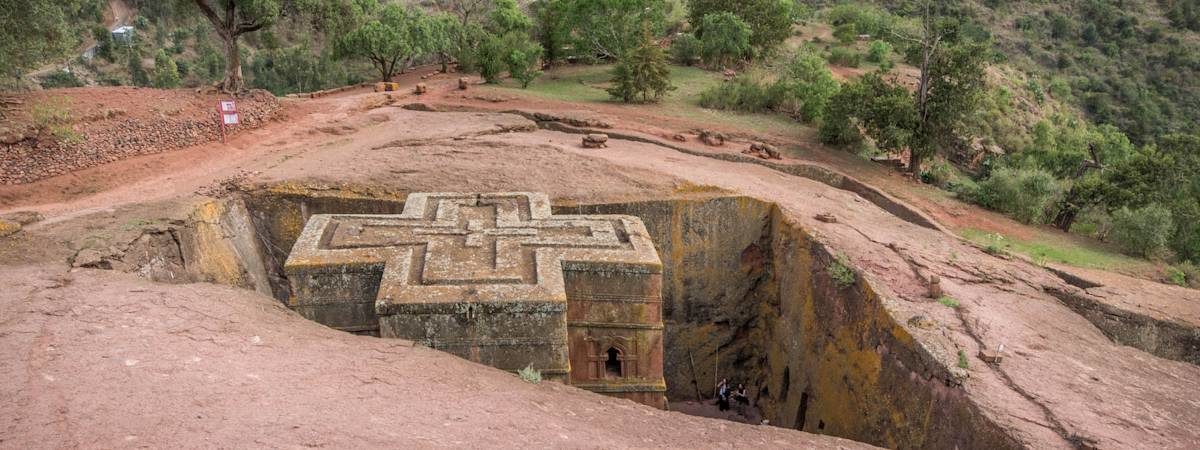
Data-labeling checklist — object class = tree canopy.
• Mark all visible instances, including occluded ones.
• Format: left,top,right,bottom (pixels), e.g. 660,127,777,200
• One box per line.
688,0,793,52
0,0,100,84
337,4,440,82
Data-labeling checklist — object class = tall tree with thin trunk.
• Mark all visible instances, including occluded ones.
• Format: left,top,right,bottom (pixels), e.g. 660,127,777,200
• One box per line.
190,0,282,93
890,1,987,176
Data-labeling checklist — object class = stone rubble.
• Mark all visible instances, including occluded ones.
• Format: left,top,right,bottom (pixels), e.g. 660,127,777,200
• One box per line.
582,133,609,148
0,90,280,185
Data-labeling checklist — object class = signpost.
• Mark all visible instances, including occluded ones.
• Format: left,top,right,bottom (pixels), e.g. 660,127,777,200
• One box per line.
217,100,239,143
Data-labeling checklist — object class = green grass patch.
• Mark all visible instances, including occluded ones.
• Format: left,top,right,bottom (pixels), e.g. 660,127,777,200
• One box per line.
937,296,960,308
957,350,969,369
827,256,857,288
485,64,804,136
959,228,1142,270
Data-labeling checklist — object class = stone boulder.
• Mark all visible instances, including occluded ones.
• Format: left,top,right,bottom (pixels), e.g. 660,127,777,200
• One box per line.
582,133,609,148
458,77,470,90
698,130,726,146
0,211,43,226
743,142,781,160
0,219,20,238
414,83,428,95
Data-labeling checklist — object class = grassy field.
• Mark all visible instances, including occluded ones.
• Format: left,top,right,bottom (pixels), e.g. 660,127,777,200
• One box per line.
484,64,807,137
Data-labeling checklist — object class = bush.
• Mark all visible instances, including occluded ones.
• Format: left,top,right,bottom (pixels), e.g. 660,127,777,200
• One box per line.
920,159,957,188
833,22,858,44
867,40,892,63
250,44,351,95
152,50,180,88
506,44,543,88
517,365,542,383
1110,203,1174,258
608,30,674,103
971,166,1063,224
827,256,856,287
827,47,861,67
700,12,753,68
40,71,85,89
699,47,838,123
127,52,149,87
670,33,702,66
775,50,839,122
698,74,774,112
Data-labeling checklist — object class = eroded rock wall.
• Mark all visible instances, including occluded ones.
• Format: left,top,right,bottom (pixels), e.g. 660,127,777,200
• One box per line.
563,197,1018,449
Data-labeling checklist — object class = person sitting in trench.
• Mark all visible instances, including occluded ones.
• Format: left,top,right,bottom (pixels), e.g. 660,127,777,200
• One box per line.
734,383,749,406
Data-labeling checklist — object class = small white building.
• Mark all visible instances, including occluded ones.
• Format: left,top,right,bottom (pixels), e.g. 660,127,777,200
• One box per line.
111,26,135,45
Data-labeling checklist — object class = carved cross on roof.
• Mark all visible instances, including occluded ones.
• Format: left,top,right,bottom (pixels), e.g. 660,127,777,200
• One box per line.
285,192,661,311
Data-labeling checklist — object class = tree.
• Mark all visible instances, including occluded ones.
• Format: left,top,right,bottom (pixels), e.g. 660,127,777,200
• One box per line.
547,0,669,60
0,0,98,83
426,13,463,73
688,0,793,52
127,51,150,87
337,5,427,82
777,50,839,123
890,3,988,174
153,50,181,88
820,71,916,151
470,0,540,83
435,0,491,27
700,12,752,68
608,28,673,103
190,0,283,93
507,43,543,88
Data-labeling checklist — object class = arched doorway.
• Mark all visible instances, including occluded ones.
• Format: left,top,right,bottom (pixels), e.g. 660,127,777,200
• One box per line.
605,347,623,378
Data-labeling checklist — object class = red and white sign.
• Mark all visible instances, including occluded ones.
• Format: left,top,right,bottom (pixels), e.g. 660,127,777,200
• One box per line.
216,100,239,143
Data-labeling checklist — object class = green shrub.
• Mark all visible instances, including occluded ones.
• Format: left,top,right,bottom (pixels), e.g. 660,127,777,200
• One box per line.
517,365,542,383
827,256,856,287
1167,266,1188,287
699,50,838,123
957,350,969,369
833,22,858,44
774,49,840,122
1170,262,1200,288
152,50,180,88
698,75,773,112
608,30,674,103
1110,203,1174,258
938,296,960,308
827,47,861,67
866,40,892,63
505,38,544,88
700,12,752,68
826,3,895,38
40,71,84,89
670,33,702,66
971,166,1063,224
920,159,957,188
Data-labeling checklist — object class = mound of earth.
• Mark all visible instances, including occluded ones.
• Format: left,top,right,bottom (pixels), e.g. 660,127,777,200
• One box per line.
0,87,280,184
